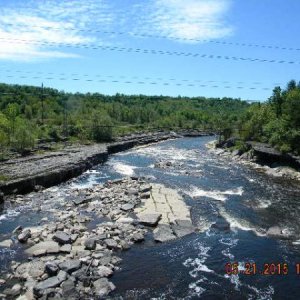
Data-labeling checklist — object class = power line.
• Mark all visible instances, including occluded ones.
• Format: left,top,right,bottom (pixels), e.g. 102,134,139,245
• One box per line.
0,37,299,65
0,74,273,91
2,23,300,52
0,68,282,87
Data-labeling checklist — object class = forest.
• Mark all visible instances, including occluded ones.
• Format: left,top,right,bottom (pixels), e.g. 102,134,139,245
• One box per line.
237,80,300,155
0,82,249,157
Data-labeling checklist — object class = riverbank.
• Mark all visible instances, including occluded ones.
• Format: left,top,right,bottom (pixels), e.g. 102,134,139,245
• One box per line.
0,130,213,198
208,140,300,181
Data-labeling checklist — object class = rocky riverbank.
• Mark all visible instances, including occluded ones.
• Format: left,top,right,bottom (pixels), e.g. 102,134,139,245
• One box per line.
209,140,300,181
0,177,195,299
0,130,214,199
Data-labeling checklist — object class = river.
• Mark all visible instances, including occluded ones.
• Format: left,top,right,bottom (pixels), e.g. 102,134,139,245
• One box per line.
1,136,300,299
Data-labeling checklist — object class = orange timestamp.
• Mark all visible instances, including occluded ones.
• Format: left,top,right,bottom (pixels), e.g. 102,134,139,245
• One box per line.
225,262,300,275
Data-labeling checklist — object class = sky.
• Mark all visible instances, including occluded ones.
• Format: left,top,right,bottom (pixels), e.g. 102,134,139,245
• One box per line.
0,0,299,101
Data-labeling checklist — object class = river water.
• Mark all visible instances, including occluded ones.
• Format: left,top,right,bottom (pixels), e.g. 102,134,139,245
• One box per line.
1,136,300,299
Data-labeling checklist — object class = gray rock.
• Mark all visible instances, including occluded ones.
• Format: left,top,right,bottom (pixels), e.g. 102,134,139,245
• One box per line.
73,196,93,206
53,231,71,244
60,244,72,253
33,272,66,296
104,239,118,249
140,185,152,193
141,192,151,199
15,261,45,279
0,239,13,248
61,279,78,299
125,189,138,196
59,260,81,274
12,225,23,234
172,221,195,238
153,224,176,242
84,238,97,250
131,232,144,242
93,278,116,297
121,203,134,211
45,262,58,276
26,241,60,256
138,213,162,227
97,266,113,277
18,229,31,243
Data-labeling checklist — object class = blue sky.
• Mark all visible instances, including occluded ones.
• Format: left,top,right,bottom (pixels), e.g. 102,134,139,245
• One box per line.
0,0,299,101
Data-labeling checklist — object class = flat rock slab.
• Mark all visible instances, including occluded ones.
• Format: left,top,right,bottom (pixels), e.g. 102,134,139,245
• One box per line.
26,241,60,256
15,261,45,279
59,260,81,274
137,213,162,227
172,220,195,238
153,224,176,242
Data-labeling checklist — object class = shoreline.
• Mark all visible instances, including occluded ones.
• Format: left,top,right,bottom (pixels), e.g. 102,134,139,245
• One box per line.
0,130,214,198
207,140,300,181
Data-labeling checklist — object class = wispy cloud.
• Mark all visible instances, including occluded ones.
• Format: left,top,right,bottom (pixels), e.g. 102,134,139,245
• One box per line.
146,0,233,42
0,0,113,61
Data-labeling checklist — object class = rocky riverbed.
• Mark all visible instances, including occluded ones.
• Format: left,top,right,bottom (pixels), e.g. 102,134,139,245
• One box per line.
0,177,195,299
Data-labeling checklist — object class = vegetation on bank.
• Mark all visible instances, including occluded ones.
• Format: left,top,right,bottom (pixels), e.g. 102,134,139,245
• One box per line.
235,80,300,155
0,83,249,157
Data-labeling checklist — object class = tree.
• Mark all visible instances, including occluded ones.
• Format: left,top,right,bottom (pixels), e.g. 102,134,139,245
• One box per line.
269,87,283,118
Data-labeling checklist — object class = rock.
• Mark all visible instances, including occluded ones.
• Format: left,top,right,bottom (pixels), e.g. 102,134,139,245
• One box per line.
26,241,60,256
138,213,162,227
60,244,72,253
45,262,59,276
97,266,113,277
125,189,138,196
73,196,93,206
0,239,13,248
11,283,22,296
53,231,71,244
93,278,116,298
120,240,130,250
18,229,31,243
141,192,151,199
59,260,81,274
211,217,230,231
13,225,23,234
33,271,66,296
116,217,134,224
153,225,176,242
104,239,118,249
61,279,78,299
15,261,45,279
140,185,152,193
84,238,97,250
131,232,144,242
172,220,195,237
121,203,134,211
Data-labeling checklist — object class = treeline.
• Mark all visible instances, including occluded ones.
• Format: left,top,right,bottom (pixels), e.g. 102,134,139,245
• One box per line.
0,82,250,155
237,80,300,154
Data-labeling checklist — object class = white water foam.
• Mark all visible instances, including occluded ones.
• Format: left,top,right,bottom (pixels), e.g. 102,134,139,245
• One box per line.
184,186,244,202
109,161,137,176
0,209,21,223
218,207,265,236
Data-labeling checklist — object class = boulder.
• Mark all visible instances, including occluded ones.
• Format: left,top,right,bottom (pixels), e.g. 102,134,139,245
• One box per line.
53,231,71,244
84,238,97,250
58,260,81,274
26,241,60,256
18,229,31,243
97,266,113,277
138,213,162,227
104,239,118,249
45,262,59,276
15,261,45,279
93,278,116,298
33,271,67,296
